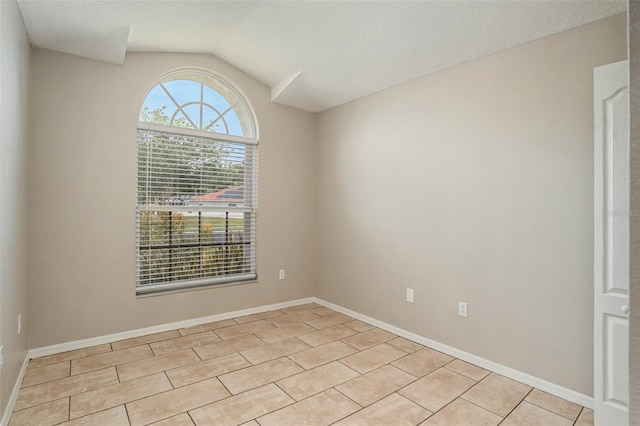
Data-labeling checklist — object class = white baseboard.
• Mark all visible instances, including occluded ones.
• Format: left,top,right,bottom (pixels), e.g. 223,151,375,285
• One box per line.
313,297,594,410
1,354,30,426
3,297,313,425
20,295,592,418
28,297,315,359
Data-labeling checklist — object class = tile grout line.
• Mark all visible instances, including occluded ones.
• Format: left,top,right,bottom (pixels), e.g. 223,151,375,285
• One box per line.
573,407,585,425
255,380,362,424
124,404,132,426
186,410,197,426
68,373,176,421
64,403,131,425
495,386,535,424
522,397,583,423
458,394,506,421
427,383,497,424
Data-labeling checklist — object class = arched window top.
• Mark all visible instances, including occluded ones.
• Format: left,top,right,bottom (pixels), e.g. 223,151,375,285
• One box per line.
139,69,257,140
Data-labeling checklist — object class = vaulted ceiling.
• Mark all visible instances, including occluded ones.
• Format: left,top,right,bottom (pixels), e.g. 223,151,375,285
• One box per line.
16,0,626,112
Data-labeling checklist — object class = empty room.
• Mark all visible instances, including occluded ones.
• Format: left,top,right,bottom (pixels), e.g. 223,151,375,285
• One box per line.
1,0,638,425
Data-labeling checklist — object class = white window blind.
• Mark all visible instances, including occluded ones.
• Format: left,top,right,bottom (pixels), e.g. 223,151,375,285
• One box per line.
136,71,258,294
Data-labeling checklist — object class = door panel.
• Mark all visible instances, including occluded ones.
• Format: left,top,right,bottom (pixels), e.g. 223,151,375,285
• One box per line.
594,59,629,426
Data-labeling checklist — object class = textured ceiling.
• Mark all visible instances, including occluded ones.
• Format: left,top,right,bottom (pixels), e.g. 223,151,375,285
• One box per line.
16,0,626,112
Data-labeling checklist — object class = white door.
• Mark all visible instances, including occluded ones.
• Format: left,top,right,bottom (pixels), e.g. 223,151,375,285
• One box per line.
594,59,629,426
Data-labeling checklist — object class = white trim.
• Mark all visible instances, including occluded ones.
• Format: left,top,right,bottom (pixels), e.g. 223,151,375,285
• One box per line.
1,354,30,426
312,297,594,410
28,297,314,359
138,122,258,145
137,205,253,213
140,67,260,140
135,273,257,296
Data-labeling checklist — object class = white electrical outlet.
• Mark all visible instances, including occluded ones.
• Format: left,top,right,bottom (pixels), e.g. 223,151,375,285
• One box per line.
18,313,22,334
0,345,3,367
279,269,285,280
406,288,414,303
458,301,468,318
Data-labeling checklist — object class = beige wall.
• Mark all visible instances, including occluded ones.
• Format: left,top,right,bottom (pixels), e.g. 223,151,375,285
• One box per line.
316,14,627,396
18,7,634,409
0,0,30,415
27,51,316,348
629,1,639,423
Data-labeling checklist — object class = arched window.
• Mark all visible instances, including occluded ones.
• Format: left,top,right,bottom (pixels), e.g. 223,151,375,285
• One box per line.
136,69,258,294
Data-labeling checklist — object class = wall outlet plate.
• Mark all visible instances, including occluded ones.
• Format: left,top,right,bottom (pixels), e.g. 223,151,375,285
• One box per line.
406,288,414,303
279,269,285,280
458,301,468,317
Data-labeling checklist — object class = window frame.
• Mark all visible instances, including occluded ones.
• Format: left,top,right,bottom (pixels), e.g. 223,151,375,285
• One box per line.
135,69,259,295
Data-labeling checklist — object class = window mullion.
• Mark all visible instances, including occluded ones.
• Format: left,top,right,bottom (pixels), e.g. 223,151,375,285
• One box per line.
169,211,174,282
199,82,204,131
198,211,202,279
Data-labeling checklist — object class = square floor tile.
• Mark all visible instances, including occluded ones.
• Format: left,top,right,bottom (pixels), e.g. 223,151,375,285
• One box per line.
336,365,417,407
392,347,453,377
240,337,311,365
28,344,112,370
341,328,397,351
254,323,315,344
149,331,220,356
126,378,229,426
280,303,321,313
575,408,594,426
386,337,424,353
218,358,303,394
444,359,489,381
461,373,531,417
116,348,200,382
149,413,195,426
501,401,574,426
420,398,502,426
21,361,70,388
267,311,321,327
189,384,294,426
70,372,172,419
297,325,358,347
340,343,407,374
214,320,275,340
524,389,582,420
14,368,119,411
399,368,475,413
288,340,358,370
304,313,354,330
63,405,129,426
334,393,432,426
257,389,361,426
193,334,264,360
178,319,238,336
111,330,180,351
276,361,360,401
234,311,283,324
9,398,69,426
343,320,375,333
310,307,338,317
166,352,251,388
71,345,154,376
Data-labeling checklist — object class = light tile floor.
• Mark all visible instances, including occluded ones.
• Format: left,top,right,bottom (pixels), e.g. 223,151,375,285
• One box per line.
10,303,595,425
